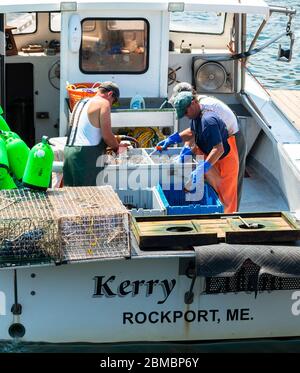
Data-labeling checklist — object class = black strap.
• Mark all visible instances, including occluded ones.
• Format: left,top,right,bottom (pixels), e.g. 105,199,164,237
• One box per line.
66,99,89,146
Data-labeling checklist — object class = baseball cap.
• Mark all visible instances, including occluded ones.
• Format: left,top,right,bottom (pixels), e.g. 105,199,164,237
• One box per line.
100,81,120,103
169,82,193,105
173,91,193,119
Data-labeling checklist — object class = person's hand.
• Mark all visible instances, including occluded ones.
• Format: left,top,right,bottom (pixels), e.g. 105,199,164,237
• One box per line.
115,135,122,143
184,161,212,192
176,146,193,163
117,142,130,154
157,132,182,151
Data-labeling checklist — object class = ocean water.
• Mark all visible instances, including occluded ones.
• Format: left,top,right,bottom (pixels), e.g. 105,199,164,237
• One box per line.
1,1,299,353
247,0,300,89
171,0,299,90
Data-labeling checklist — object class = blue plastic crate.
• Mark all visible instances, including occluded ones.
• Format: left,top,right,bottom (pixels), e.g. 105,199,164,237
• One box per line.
157,183,224,215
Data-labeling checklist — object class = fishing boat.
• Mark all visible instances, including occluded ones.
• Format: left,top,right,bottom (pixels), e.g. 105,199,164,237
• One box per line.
0,0,300,351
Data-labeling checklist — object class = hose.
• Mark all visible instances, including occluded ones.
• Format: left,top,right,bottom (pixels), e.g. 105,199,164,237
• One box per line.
116,135,139,148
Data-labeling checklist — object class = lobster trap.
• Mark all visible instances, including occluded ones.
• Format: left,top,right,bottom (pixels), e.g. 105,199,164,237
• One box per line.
0,189,60,267
0,186,130,267
52,186,130,262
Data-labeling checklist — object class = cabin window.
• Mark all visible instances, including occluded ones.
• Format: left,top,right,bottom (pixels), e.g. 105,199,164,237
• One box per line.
170,12,225,34
80,18,149,74
50,12,61,32
6,12,37,35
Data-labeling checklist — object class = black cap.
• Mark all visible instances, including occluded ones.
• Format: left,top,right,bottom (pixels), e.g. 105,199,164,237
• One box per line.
100,81,120,102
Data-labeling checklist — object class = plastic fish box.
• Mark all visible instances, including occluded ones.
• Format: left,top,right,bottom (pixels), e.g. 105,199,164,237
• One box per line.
145,147,196,189
115,187,166,216
157,183,224,215
100,148,153,189
101,148,195,190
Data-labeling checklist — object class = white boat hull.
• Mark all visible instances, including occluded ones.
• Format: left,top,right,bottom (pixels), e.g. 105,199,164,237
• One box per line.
1,257,300,343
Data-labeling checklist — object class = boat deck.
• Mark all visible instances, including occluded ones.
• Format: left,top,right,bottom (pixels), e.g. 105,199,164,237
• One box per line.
239,166,288,212
268,89,300,131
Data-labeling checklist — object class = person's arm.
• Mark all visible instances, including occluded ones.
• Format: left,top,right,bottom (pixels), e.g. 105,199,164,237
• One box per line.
179,128,195,142
203,115,226,166
156,124,196,151
99,101,119,151
205,142,224,166
186,116,225,191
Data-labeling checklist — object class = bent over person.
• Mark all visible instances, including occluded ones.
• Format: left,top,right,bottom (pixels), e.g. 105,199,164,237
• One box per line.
157,91,239,213
63,82,124,186
169,82,246,209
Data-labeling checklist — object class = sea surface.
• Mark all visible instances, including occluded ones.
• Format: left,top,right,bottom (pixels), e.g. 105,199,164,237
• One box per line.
246,0,300,89
170,0,300,90
1,0,300,353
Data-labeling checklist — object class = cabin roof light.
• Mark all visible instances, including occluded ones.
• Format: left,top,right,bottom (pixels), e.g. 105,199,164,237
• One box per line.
60,2,77,11
168,2,185,12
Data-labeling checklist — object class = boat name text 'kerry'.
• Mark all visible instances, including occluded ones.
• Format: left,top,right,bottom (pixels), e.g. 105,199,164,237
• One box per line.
93,276,176,304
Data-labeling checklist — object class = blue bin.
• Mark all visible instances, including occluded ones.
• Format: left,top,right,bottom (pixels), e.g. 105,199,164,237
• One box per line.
157,183,223,215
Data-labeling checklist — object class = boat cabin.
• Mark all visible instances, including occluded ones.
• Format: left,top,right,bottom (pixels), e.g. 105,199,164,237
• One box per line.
0,0,270,139
0,0,299,212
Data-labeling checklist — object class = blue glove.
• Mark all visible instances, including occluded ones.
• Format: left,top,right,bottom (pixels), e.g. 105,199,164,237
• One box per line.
176,146,193,163
157,132,182,151
185,161,212,192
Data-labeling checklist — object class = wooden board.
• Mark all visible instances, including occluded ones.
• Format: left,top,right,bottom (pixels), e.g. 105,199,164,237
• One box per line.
132,219,218,249
268,89,300,131
225,215,300,244
132,212,300,249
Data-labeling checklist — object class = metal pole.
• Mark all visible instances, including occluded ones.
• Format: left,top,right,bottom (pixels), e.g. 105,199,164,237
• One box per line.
240,14,247,93
269,6,296,16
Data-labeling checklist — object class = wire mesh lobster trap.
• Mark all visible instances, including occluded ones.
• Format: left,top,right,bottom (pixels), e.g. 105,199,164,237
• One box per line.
51,186,130,262
0,189,60,267
0,186,130,267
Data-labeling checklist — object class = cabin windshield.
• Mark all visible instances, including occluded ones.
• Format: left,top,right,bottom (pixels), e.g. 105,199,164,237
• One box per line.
5,12,37,34
170,12,226,34
80,18,149,74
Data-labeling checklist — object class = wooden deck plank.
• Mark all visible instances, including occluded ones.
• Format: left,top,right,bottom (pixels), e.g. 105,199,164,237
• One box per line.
269,90,300,125
271,90,300,120
270,90,299,117
268,89,300,131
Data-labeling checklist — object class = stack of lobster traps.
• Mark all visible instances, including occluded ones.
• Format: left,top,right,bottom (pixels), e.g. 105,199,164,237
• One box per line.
0,186,130,268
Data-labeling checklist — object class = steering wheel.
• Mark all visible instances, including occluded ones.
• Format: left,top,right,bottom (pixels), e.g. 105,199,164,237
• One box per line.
48,60,60,90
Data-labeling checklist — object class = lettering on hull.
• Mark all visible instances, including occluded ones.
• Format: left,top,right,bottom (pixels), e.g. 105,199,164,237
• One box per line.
93,275,176,305
93,276,255,326
122,308,252,324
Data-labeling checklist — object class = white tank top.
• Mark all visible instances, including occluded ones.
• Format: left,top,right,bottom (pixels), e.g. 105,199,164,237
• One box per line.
197,95,239,136
69,98,102,146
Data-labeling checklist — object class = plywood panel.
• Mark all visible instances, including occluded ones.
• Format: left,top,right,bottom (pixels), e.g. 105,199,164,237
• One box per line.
268,89,300,131
133,212,300,249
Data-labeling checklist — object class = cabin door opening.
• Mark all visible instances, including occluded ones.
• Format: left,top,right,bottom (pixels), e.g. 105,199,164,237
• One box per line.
5,63,35,147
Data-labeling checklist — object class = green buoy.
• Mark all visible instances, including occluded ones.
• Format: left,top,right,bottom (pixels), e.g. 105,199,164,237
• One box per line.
0,115,11,132
0,137,9,180
0,130,21,141
0,106,11,131
6,137,30,180
0,173,17,190
22,136,54,191
0,137,16,190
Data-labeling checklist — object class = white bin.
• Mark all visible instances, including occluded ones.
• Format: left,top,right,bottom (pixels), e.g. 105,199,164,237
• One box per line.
101,147,195,190
100,148,153,189
146,147,196,189
115,187,166,216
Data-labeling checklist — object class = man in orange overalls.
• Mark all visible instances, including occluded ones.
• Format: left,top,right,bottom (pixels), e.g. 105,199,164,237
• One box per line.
157,91,239,213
